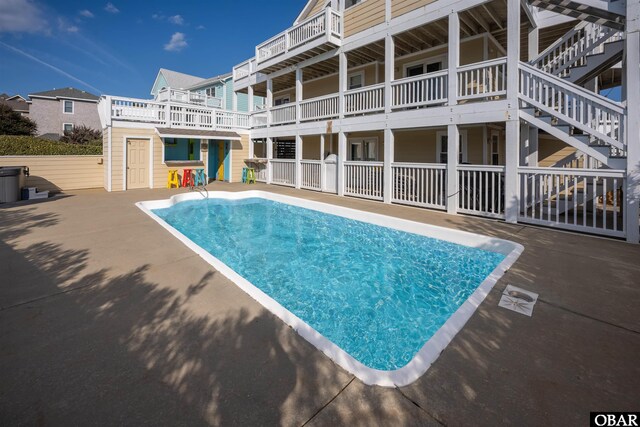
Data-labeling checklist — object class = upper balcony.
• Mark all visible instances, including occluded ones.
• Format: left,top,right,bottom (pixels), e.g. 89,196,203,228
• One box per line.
253,8,342,74
156,87,222,109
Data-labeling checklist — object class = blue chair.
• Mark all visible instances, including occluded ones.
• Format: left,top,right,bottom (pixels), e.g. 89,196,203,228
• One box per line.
241,167,248,183
193,169,207,186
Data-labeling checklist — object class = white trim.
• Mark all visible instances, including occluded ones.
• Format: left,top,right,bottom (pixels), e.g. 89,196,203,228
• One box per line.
490,129,500,165
149,137,154,189
347,136,379,161
62,123,74,133
436,130,468,163
228,140,233,183
137,191,523,387
123,135,153,190
156,132,241,141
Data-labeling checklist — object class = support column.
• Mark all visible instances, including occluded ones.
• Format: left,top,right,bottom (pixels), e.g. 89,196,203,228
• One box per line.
232,91,237,112
266,78,273,127
295,134,302,189
383,128,394,203
625,1,640,243
337,131,346,196
527,26,539,61
266,137,273,184
296,67,303,123
320,134,326,191
505,120,520,223
248,85,254,113
506,0,520,102
384,35,395,113
446,124,459,214
338,52,347,118
448,12,459,106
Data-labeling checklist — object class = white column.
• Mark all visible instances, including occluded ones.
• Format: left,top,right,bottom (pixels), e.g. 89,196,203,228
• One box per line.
266,78,273,127
384,35,395,113
448,12,459,106
506,0,520,102
248,85,254,113
625,1,640,243
266,137,273,184
338,51,347,118
296,67,303,123
232,91,238,112
504,120,520,223
320,134,326,191
337,131,347,196
446,124,459,214
383,128,394,203
249,138,254,159
528,126,538,166
528,26,539,61
295,134,302,189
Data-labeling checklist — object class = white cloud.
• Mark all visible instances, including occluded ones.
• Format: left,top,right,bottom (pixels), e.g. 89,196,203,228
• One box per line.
164,32,187,52
0,0,48,33
168,15,184,25
151,13,164,21
57,17,79,34
104,2,119,13
66,25,79,33
196,25,205,30
79,9,94,18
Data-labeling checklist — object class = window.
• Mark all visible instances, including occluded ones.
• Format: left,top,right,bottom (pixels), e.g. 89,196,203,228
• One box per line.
63,100,74,114
63,123,74,133
163,138,201,162
348,138,377,161
437,131,467,163
345,0,363,8
274,96,290,106
404,58,445,78
406,64,424,77
490,131,500,165
348,72,364,90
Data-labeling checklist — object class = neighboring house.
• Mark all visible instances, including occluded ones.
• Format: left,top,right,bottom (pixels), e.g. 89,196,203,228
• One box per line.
0,93,30,117
98,0,639,243
29,88,101,139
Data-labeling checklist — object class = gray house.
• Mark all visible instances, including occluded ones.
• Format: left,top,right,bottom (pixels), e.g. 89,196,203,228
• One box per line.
28,88,101,139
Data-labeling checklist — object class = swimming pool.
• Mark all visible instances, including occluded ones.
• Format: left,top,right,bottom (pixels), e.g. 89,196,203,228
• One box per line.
138,191,523,387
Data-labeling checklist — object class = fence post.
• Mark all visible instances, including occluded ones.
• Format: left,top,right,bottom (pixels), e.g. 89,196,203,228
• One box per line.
383,128,394,203
446,124,459,214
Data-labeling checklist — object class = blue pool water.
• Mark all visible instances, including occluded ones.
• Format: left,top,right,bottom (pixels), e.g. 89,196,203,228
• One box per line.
153,198,505,371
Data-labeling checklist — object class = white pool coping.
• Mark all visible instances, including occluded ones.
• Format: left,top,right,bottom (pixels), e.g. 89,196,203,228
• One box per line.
137,190,524,388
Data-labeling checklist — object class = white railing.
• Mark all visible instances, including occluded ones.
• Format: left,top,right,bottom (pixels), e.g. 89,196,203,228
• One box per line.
270,159,296,186
158,88,222,108
216,111,250,129
532,22,622,77
301,160,322,191
345,84,385,115
344,161,384,201
458,165,505,218
457,58,507,100
518,167,625,237
300,94,339,121
233,59,252,80
169,105,215,129
270,104,297,125
519,62,625,150
251,111,268,128
391,163,446,210
251,160,268,182
111,97,166,123
391,71,448,109
256,8,342,65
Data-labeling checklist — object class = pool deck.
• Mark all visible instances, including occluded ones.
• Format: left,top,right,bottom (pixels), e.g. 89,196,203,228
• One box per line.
1,182,639,426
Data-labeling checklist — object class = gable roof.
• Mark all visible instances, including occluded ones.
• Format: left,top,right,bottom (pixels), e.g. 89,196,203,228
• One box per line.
29,87,99,102
7,94,27,101
187,72,232,90
0,97,29,113
157,68,206,90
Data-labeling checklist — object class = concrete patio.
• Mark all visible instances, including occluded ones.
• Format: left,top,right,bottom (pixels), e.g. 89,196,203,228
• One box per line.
1,182,639,426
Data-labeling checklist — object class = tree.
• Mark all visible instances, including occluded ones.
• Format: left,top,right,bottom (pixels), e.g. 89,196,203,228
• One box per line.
60,125,102,145
0,104,37,135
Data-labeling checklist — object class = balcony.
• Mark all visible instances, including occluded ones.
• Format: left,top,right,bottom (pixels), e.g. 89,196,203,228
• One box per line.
253,8,342,74
156,87,222,109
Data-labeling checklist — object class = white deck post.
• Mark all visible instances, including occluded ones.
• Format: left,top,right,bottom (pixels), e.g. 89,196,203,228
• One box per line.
232,91,237,112
266,137,273,184
448,12,459,106
528,26,539,61
296,67,303,123
504,0,521,223
446,124,459,214
337,131,346,196
383,128,394,203
248,85,254,113
320,134,326,191
295,134,302,189
625,0,640,243
384,35,395,114
266,78,273,127
339,51,347,118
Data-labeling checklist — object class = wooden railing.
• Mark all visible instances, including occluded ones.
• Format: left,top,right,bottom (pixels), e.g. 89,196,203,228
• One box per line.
458,165,505,218
519,62,625,151
391,71,448,109
344,161,384,201
457,58,507,100
345,84,385,115
391,163,446,209
300,94,339,121
518,167,625,238
270,104,297,125
300,160,322,190
270,159,296,186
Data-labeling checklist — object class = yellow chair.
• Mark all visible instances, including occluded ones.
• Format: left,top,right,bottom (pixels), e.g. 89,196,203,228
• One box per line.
167,170,180,188
246,168,256,184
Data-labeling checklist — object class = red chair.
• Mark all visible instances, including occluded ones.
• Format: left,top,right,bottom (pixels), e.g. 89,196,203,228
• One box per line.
181,169,193,187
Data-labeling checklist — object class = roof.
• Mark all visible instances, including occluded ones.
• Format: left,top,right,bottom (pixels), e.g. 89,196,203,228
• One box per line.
155,128,241,140
0,97,30,113
158,68,206,90
187,72,233,90
28,87,99,102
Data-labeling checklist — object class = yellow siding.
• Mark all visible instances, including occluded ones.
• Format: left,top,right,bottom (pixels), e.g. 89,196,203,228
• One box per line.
394,126,487,164
306,0,326,19
302,135,322,159
344,0,385,38
392,0,437,19
0,155,103,192
103,131,109,190
109,127,159,191
231,134,250,183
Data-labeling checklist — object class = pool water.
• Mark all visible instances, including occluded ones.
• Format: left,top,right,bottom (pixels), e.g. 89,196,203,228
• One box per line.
153,198,505,371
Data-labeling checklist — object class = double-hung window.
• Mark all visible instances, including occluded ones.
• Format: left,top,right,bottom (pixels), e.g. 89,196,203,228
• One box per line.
63,100,74,114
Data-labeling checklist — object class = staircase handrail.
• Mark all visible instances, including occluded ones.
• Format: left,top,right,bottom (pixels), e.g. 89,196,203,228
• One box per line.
532,21,589,66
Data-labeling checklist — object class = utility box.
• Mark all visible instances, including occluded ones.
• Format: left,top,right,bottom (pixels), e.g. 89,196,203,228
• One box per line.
0,166,26,203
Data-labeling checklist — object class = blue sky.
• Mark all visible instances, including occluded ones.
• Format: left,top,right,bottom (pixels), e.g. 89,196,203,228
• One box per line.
0,0,304,99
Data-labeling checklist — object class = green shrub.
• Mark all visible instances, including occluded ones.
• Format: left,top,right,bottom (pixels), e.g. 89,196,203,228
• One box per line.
60,125,102,145
0,135,102,156
0,104,38,135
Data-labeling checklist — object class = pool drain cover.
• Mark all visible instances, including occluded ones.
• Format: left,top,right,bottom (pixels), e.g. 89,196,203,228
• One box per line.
498,285,538,317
